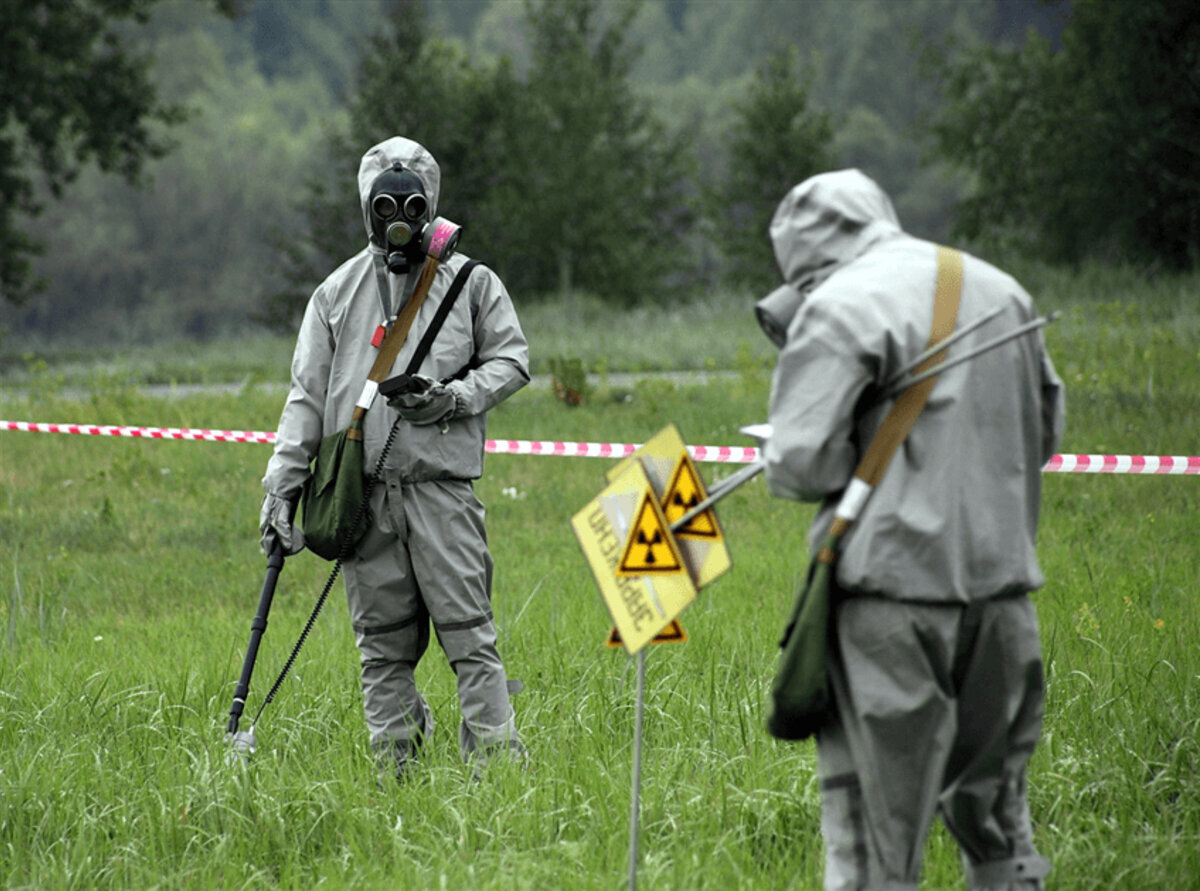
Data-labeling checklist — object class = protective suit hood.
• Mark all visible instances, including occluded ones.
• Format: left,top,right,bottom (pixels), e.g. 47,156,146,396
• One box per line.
357,137,442,252
756,169,902,346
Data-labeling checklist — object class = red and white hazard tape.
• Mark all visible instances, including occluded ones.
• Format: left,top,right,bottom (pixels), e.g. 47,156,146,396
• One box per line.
1042,453,1200,474
2,420,275,444
3,420,1198,473
483,437,760,464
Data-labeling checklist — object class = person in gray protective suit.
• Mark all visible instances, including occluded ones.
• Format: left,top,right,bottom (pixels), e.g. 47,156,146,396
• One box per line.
757,170,1064,890
259,136,530,780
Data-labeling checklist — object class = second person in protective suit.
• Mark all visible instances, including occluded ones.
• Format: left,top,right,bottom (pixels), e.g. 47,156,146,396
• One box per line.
758,169,1063,890
259,136,530,781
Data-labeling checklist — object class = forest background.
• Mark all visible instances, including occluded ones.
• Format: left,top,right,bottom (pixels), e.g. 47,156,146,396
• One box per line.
0,0,1086,351
3,4,1199,886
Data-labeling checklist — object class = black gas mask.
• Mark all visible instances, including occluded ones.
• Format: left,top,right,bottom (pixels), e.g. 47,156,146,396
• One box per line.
368,164,463,274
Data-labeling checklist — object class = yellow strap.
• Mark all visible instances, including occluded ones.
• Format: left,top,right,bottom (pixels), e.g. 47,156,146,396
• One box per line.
369,258,440,382
851,246,963,489
820,246,962,558
349,256,442,423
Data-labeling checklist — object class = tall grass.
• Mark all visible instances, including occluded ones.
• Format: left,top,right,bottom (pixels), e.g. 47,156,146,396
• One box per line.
0,287,777,392
1,268,1198,888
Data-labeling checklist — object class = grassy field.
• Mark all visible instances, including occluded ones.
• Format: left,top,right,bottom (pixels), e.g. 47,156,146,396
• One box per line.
1,271,1198,889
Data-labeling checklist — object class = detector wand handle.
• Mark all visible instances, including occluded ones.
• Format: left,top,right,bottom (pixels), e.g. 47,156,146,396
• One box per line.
671,460,764,532
882,305,1005,387
880,312,1060,400
687,313,1061,536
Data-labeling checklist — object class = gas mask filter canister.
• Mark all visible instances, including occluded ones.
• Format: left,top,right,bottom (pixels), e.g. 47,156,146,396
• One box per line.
368,165,461,274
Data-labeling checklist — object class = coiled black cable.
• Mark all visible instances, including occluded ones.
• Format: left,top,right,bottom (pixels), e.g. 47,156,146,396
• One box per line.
251,418,402,725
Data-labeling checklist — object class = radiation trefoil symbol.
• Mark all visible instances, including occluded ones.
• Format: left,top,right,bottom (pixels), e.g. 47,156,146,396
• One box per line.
617,493,684,576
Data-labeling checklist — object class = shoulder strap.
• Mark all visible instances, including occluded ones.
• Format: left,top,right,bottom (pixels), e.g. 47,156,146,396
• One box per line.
346,258,482,431
818,246,963,559
372,252,393,322
343,256,443,436
853,246,962,487
404,260,482,376
365,258,440,384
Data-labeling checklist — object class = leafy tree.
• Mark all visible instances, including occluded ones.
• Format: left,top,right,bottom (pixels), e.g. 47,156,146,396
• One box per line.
0,0,237,307
242,0,383,96
922,0,1200,268
502,0,697,303
10,15,348,344
643,1,1061,244
711,46,835,294
260,0,521,328
264,0,698,329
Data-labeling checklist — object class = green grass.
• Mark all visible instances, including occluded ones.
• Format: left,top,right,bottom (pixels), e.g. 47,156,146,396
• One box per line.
0,288,779,392
2,270,1199,888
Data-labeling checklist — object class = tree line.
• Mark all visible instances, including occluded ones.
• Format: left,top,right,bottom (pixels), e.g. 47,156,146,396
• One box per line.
2,0,1195,347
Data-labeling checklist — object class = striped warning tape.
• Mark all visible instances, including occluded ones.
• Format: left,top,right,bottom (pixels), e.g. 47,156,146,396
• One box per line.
483,437,760,464
2,420,1198,473
1,420,275,444
1042,453,1200,474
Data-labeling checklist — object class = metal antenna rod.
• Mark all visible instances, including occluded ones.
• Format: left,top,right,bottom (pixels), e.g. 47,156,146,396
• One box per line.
627,650,647,890
671,460,765,532
672,312,1061,527
881,312,1060,400
882,305,1004,388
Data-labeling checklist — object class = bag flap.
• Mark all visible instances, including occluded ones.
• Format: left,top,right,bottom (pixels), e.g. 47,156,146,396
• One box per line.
309,428,351,495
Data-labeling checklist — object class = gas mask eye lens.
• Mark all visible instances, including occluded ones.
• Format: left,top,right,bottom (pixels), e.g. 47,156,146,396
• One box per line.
386,221,414,246
371,194,399,220
402,194,428,221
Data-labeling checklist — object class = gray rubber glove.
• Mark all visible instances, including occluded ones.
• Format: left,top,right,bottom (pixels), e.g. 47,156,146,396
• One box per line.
259,492,305,556
387,374,457,426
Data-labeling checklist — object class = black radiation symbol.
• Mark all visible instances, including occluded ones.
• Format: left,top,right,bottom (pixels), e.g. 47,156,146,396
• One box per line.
636,527,663,564
671,489,699,514
620,499,681,574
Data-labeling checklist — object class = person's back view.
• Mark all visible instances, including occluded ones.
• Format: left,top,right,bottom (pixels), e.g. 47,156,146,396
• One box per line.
758,169,1064,889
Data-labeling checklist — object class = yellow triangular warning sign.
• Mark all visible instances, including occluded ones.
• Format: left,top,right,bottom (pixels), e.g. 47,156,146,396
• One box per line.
663,451,719,538
606,619,688,648
616,491,685,576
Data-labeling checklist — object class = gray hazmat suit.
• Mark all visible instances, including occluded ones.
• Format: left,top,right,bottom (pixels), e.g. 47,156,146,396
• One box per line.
758,170,1064,890
262,137,530,770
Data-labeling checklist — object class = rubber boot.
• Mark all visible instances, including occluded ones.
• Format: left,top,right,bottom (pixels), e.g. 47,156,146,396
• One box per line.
372,731,425,786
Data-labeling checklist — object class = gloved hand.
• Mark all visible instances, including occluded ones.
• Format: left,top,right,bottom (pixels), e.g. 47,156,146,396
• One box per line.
259,492,305,556
386,374,457,426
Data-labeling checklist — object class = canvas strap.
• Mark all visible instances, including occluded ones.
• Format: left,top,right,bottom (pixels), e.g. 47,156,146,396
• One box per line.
403,260,481,376
346,255,442,433
368,258,441,383
820,246,963,559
